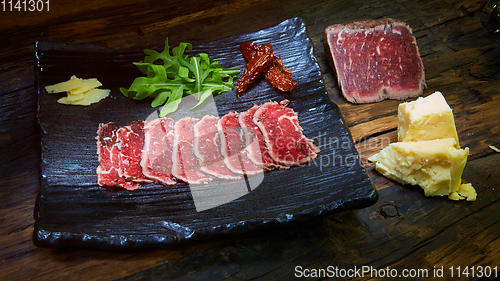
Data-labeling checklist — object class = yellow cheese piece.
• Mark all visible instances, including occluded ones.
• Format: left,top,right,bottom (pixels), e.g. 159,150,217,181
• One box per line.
372,91,476,201
45,75,82,93
58,89,110,106
449,183,477,201
67,78,102,96
46,75,110,106
369,138,469,197
398,91,460,148
65,93,86,102
490,145,500,153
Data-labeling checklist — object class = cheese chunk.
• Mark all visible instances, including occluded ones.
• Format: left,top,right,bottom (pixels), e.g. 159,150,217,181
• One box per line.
449,183,477,201
369,138,468,197
398,91,459,148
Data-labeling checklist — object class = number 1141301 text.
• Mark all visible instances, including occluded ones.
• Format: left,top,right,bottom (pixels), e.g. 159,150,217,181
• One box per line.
2,0,49,11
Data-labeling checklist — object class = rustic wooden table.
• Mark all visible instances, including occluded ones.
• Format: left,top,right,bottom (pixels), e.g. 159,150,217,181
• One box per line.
1,0,499,280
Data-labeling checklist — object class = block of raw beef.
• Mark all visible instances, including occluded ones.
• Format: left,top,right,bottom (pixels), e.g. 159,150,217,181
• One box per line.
324,18,426,103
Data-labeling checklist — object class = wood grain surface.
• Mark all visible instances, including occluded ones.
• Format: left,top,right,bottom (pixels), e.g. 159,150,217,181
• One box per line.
1,0,499,280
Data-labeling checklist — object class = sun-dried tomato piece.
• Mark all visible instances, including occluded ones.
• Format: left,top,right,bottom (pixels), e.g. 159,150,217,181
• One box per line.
236,43,276,95
237,42,297,94
265,56,297,92
240,42,260,61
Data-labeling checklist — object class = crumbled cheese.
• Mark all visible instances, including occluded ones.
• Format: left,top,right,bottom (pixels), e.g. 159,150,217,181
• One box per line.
449,183,477,201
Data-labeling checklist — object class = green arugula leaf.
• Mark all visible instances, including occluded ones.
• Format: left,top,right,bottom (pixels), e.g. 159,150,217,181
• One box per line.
121,38,240,117
160,86,185,116
191,89,213,110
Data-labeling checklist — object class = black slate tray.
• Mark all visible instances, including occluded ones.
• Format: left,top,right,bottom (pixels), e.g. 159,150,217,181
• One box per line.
33,17,378,250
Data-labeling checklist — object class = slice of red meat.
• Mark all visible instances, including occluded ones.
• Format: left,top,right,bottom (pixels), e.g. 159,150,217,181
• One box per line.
253,100,320,166
193,115,241,180
324,18,426,103
218,112,263,175
96,123,140,190
116,121,151,184
238,104,289,171
141,117,177,185
172,117,212,185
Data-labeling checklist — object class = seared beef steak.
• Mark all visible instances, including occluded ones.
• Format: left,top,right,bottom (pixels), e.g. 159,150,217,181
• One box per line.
324,18,425,103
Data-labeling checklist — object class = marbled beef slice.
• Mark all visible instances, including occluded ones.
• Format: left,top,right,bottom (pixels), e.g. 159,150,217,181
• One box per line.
253,100,320,166
193,115,241,180
172,117,212,185
116,121,151,184
218,112,264,175
238,104,289,171
96,122,140,190
141,117,177,185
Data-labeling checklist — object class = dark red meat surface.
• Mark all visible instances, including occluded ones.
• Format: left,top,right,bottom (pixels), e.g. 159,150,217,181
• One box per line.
96,123,141,190
116,121,150,184
172,117,212,185
96,100,320,190
141,117,177,185
253,100,320,166
238,104,288,171
193,115,241,180
324,18,425,103
218,112,263,175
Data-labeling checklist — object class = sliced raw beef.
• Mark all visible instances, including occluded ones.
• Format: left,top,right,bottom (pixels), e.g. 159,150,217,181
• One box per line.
253,100,320,166
218,112,263,175
96,100,320,190
96,123,139,190
172,117,212,185
238,104,289,171
324,18,426,103
141,117,177,185
193,115,241,180
116,121,151,183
